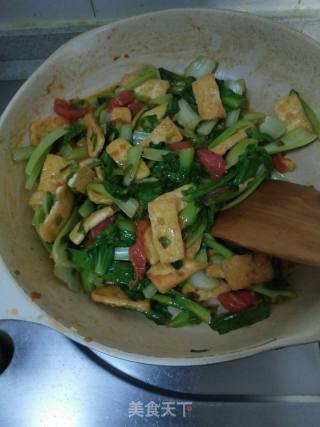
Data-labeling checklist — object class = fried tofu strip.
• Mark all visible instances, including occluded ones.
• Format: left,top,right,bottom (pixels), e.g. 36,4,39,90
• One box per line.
192,74,226,120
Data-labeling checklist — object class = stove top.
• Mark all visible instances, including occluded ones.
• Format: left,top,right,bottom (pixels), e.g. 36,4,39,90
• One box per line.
1,319,320,426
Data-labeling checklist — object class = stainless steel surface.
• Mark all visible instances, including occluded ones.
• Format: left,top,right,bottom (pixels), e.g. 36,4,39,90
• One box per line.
1,320,320,426
2,5,320,426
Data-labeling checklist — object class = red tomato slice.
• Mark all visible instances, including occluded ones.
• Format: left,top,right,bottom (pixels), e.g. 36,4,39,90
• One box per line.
54,98,88,121
196,148,226,180
272,154,287,173
107,90,136,111
129,220,150,281
218,290,260,313
83,215,116,247
128,99,144,116
171,141,191,153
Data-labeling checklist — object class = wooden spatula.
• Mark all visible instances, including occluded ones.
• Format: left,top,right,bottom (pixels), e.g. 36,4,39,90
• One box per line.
212,180,320,266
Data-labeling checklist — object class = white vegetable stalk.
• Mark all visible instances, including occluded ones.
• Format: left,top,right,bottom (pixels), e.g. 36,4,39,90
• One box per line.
189,271,220,289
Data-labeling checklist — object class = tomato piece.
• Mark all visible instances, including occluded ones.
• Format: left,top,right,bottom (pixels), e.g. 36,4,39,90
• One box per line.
171,141,191,153
218,290,260,313
107,90,136,111
128,99,144,116
272,154,295,173
83,215,116,247
129,220,150,281
197,148,226,180
53,98,88,121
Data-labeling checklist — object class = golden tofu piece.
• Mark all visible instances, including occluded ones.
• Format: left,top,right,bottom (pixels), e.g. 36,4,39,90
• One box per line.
185,236,202,260
148,259,206,294
39,184,74,242
83,206,115,231
29,116,68,146
135,79,169,99
38,154,70,193
87,189,113,205
148,193,184,264
67,166,95,194
83,112,105,157
274,93,313,132
205,263,225,279
142,104,167,120
143,117,183,146
211,129,248,156
69,221,86,245
182,281,230,302
106,138,150,181
111,107,132,124
29,190,45,207
192,74,226,120
223,253,274,290
143,226,160,265
91,285,150,312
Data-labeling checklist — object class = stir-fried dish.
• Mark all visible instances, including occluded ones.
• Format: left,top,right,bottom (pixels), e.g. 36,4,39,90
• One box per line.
13,56,320,333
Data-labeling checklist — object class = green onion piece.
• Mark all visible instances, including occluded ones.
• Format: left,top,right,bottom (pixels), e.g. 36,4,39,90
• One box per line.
177,99,200,130
291,90,320,137
250,283,296,303
225,138,257,167
204,234,234,258
25,161,43,190
169,310,202,327
224,79,246,96
210,254,224,265
222,168,268,210
242,112,265,122
32,205,46,229
196,119,218,136
94,245,114,276
264,127,317,154
151,94,173,105
59,144,88,161
52,208,80,268
88,183,138,218
123,144,143,186
118,124,133,141
42,192,54,217
80,270,102,293
54,264,82,292
179,201,200,228
184,55,217,79
78,199,95,218
114,247,130,261
142,147,169,161
25,128,68,180
210,299,271,334
196,247,208,264
132,131,150,145
225,109,241,128
132,106,148,128
259,115,286,140
126,64,160,90
179,147,194,170
143,282,157,299
169,290,212,324
12,145,35,162
209,119,251,149
152,291,211,324
95,101,107,120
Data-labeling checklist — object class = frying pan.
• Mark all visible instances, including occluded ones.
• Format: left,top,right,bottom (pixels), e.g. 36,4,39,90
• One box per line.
1,8,320,365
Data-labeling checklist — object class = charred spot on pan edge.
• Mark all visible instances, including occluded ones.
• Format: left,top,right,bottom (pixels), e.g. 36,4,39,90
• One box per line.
190,348,210,353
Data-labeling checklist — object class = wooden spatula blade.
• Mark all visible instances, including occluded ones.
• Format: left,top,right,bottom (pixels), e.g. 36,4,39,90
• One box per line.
213,180,320,266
